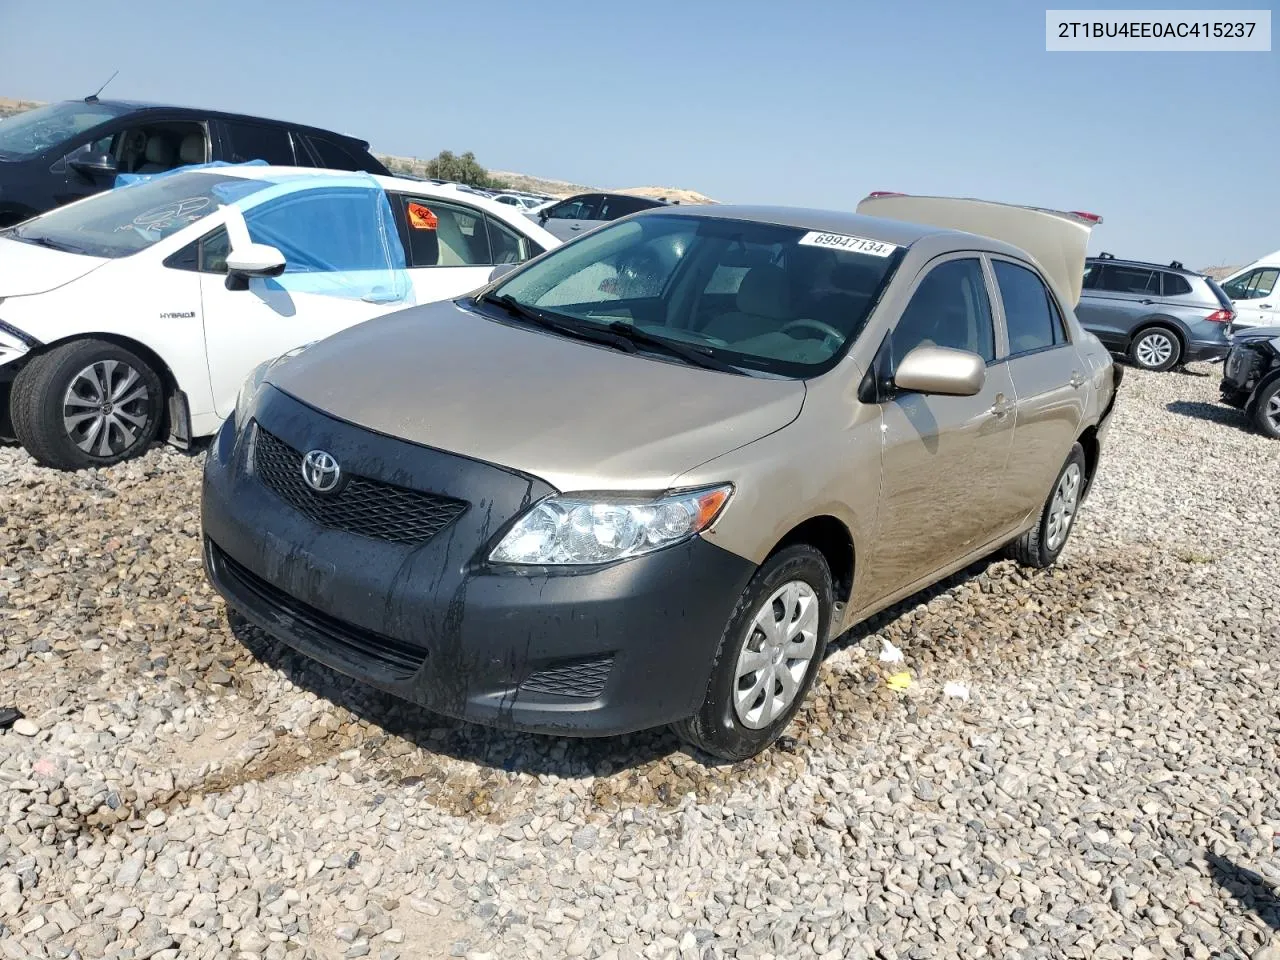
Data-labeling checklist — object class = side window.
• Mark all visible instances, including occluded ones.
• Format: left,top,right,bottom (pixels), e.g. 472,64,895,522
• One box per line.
1224,268,1279,300
486,216,529,264
1161,272,1192,296
245,189,390,272
993,260,1061,355
546,198,591,220
397,196,493,267
890,259,996,368
598,195,654,219
162,226,230,274
1095,264,1158,294
221,122,296,165
304,135,360,171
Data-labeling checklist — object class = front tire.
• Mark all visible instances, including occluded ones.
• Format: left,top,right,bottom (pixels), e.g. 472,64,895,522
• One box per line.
1009,443,1087,569
1129,327,1181,372
11,339,164,470
1250,379,1280,439
674,545,833,761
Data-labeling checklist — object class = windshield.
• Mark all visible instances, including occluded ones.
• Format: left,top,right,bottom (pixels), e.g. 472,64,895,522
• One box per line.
489,213,903,377
0,101,129,160
9,171,269,258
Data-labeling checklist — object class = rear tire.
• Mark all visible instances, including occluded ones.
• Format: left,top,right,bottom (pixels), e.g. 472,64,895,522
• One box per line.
11,339,164,470
1009,443,1087,569
1129,326,1181,372
1250,379,1280,439
674,545,832,761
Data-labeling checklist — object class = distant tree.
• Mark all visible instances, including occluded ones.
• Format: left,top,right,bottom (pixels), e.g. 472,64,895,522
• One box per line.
422,150,507,189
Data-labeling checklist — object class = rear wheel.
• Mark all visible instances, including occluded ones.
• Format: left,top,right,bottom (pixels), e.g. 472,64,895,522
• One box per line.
1129,327,1181,372
1251,379,1280,439
11,339,164,470
1009,443,1087,568
674,545,832,761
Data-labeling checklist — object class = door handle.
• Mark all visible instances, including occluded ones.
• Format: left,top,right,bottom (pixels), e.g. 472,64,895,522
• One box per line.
1260,303,1272,308
1069,371,1086,388
1139,298,1154,305
570,224,581,231
988,394,1013,419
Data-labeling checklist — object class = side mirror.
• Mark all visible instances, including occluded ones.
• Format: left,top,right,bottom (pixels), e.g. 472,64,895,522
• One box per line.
893,345,986,397
69,153,118,179
225,243,287,280
487,263,518,283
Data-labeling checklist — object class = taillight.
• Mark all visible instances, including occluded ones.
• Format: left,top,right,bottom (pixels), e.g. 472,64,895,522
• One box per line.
1205,309,1234,323
1070,211,1103,224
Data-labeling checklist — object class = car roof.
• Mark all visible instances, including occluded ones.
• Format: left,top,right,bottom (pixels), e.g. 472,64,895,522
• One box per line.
641,203,1025,254
1088,254,1201,276
175,165,560,245
72,99,372,147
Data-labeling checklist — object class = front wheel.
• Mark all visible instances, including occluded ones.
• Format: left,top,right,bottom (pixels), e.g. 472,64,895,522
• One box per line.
1251,379,1280,439
1129,327,1181,372
11,339,164,470
1008,443,1087,569
674,545,833,761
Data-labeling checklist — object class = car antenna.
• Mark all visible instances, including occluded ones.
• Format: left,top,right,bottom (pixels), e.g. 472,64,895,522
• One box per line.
85,69,119,103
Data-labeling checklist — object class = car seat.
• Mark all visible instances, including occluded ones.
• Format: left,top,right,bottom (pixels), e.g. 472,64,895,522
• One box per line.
178,133,205,165
700,265,792,341
135,136,176,173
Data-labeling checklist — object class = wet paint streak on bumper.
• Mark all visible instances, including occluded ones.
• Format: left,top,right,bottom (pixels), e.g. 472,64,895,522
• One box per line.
201,386,756,737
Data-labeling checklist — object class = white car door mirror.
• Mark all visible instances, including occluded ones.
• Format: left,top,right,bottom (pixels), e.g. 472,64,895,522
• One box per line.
894,345,986,397
225,243,287,280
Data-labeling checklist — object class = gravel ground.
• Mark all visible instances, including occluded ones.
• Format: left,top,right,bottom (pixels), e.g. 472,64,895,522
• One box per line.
0,362,1277,960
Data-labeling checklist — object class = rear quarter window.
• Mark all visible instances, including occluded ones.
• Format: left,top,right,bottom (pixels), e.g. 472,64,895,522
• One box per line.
1161,272,1192,297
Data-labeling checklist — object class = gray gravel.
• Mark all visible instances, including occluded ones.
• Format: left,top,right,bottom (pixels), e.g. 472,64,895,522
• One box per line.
1,362,1278,960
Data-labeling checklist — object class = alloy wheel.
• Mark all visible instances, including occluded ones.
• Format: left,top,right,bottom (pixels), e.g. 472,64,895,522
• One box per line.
1266,393,1280,434
1135,332,1175,369
62,360,152,458
732,580,820,729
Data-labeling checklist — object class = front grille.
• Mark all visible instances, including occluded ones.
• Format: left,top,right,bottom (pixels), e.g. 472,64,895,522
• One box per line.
209,539,426,675
253,427,468,546
521,656,614,700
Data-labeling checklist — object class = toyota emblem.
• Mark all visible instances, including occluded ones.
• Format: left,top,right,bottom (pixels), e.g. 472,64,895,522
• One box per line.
300,450,342,493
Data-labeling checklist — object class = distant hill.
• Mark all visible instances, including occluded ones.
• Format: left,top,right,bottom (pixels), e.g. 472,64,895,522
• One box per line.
1200,265,1242,280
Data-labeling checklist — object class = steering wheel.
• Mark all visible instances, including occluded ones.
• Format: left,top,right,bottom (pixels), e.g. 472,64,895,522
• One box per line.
780,318,844,344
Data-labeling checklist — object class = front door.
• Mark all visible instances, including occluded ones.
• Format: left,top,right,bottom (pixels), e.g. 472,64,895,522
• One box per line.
200,188,410,418
1222,266,1280,328
864,255,1016,603
988,258,1086,531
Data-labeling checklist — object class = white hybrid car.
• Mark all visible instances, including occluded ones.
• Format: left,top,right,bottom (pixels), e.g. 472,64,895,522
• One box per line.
0,165,560,469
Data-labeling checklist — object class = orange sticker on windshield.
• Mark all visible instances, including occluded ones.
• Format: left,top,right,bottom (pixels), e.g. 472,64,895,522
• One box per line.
407,202,438,230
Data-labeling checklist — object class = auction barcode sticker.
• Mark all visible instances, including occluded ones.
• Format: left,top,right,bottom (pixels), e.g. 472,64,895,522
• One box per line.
798,232,898,257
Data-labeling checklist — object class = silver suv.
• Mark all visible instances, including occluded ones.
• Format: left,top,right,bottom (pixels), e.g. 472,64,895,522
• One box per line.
202,195,1120,760
1075,254,1235,371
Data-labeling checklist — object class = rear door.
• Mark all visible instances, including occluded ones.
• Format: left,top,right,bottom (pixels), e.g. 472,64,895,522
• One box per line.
1076,262,1160,345
990,257,1086,532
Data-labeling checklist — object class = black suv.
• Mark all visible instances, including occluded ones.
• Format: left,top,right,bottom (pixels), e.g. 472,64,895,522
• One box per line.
1075,253,1235,371
1220,326,1280,439
0,98,390,226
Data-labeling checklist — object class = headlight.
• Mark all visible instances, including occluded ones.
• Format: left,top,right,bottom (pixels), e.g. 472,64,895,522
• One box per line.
233,342,314,431
489,484,732,565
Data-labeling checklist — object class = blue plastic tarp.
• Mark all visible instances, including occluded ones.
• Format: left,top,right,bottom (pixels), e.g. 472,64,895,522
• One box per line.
118,162,409,305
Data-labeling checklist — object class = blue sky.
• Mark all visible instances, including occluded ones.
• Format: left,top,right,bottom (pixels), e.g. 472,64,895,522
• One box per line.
1,0,1276,267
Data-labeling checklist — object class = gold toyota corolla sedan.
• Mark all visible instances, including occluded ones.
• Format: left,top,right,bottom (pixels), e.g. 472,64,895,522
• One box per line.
201,192,1122,760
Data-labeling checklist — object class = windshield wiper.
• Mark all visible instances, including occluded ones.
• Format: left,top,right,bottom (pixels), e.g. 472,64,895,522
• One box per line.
604,321,741,373
479,293,638,353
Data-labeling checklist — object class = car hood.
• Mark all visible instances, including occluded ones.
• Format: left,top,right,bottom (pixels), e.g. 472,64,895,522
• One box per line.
0,237,108,296
1233,326,1280,343
265,299,807,491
